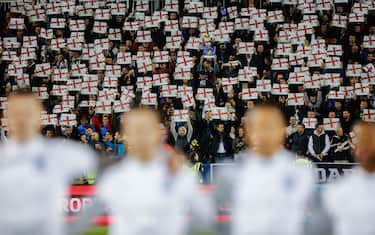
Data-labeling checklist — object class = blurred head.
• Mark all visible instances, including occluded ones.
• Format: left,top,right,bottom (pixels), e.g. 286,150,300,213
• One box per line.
245,105,286,157
297,124,305,134
316,123,324,134
336,127,343,137
122,109,162,161
353,122,375,172
6,90,42,142
177,126,186,137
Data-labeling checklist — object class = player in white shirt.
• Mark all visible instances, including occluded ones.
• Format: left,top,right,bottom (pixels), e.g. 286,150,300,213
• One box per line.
0,90,97,235
71,109,213,235
215,104,315,235
321,122,375,235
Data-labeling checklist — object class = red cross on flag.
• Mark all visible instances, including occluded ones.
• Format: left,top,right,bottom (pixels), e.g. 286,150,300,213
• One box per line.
172,110,190,122
2,51,17,61
289,53,305,66
93,21,107,34
271,84,289,95
241,88,258,100
120,88,135,104
166,36,182,49
227,6,238,19
67,78,82,92
161,85,178,97
176,56,194,68
103,77,118,88
240,7,252,17
323,118,341,131
349,13,365,23
187,1,204,14
69,19,86,31
110,3,127,16
136,0,149,12
346,64,362,77
165,20,179,32
267,10,284,24
153,51,170,63
323,73,341,88
144,16,160,28
339,86,355,99
238,42,255,55
105,65,121,78
327,90,345,100
182,16,199,28
174,66,191,80
41,114,58,126
165,0,178,12
271,58,289,70
238,67,257,82
32,87,49,100
203,7,217,19
52,104,70,114
152,73,169,86
15,74,30,88
141,91,157,106
81,81,98,95
256,79,272,92
275,43,292,57
354,83,370,96
108,28,122,41
98,89,117,102
96,101,112,114
137,76,153,89
137,59,153,73
94,9,110,21
327,45,343,56
325,57,343,69
331,15,347,28
363,63,375,74
278,31,290,43
117,52,132,65
67,38,82,51
50,18,66,29
211,107,230,121
59,114,77,126
23,36,37,48
196,88,214,101
363,35,375,49
62,95,75,108
52,69,68,82
76,5,93,17
186,37,202,51
303,118,318,129
71,63,88,77
251,9,267,21
50,38,66,51
181,93,195,108
7,63,23,77
362,109,375,122
51,85,68,96
124,21,139,31
35,63,51,77
113,100,130,113
287,93,305,106
305,74,322,89
9,18,24,30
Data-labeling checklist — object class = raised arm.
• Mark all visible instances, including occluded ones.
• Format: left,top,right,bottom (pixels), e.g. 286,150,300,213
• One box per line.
186,119,193,141
170,120,178,140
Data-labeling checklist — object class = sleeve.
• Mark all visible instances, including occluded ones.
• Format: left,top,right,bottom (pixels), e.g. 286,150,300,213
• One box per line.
170,120,178,140
308,136,315,156
322,135,331,156
54,140,98,179
186,120,193,142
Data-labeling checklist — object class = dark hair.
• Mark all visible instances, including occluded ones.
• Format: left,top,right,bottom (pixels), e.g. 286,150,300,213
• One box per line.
9,88,34,97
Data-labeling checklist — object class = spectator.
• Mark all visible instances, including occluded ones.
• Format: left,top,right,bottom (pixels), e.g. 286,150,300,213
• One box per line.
210,122,234,162
170,119,193,153
341,110,354,134
233,126,246,154
289,124,309,157
308,123,331,162
330,127,352,162
286,116,298,137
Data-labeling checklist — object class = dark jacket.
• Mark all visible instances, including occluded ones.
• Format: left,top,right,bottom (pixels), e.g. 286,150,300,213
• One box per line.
290,131,309,155
210,131,234,156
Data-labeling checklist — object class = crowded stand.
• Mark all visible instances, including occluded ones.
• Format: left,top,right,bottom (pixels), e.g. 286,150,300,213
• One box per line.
0,0,374,176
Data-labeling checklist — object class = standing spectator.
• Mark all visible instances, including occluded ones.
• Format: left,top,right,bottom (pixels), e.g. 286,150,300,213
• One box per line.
286,116,298,137
341,110,354,134
210,122,234,162
308,123,331,162
330,127,352,162
233,126,246,154
289,124,309,157
170,119,193,153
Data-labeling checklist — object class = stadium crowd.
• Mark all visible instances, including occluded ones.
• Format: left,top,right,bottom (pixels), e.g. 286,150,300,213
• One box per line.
0,0,374,173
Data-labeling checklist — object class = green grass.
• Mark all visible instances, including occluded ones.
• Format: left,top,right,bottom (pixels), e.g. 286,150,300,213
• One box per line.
80,227,214,235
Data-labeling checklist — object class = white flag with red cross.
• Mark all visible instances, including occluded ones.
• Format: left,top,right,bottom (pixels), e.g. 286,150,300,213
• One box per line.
362,109,375,122
271,84,289,95
241,88,258,100
141,91,157,106
327,90,345,100
238,67,257,82
203,7,217,19
103,77,118,88
289,72,306,85
271,58,289,70
59,114,77,126
53,104,70,114
51,85,68,96
303,118,318,129
166,36,182,49
161,85,178,97
196,88,214,101
123,21,139,31
0,97,8,110
305,74,323,89
287,93,305,106
67,78,82,92
324,118,341,131
331,15,347,28
41,114,58,126
174,66,191,80
137,76,153,89
35,63,51,77
339,86,355,99
354,83,370,96
211,107,231,121
117,52,132,65
113,100,130,113
95,101,112,114
181,93,195,108
153,73,169,86
15,74,30,88
346,64,362,77
153,51,170,63
9,18,24,30
238,42,255,55
32,87,49,100
172,109,190,122
62,95,75,108
52,69,69,82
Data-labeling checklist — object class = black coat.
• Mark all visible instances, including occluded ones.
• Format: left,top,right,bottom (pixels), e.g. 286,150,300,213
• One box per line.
290,131,309,155
209,131,234,156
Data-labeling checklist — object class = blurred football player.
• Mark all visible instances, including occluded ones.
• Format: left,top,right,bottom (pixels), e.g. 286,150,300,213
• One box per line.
322,122,375,235
0,90,97,235
70,108,213,235
215,104,315,235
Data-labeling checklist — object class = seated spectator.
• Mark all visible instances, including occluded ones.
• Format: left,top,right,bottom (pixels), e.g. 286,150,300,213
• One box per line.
308,123,331,162
289,124,309,157
210,122,234,162
330,127,352,162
